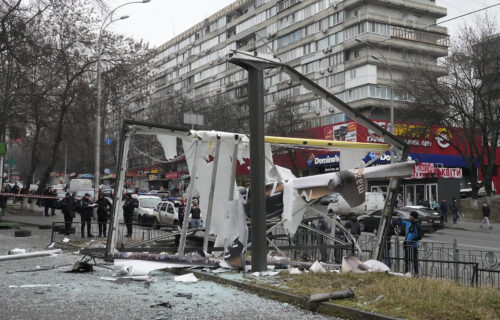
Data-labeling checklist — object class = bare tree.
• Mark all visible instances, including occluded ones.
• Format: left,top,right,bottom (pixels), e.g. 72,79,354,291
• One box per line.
397,16,500,200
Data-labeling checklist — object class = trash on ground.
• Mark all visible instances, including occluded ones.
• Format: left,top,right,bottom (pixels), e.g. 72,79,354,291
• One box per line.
341,256,365,273
174,273,198,283
68,260,93,273
47,242,55,249
150,302,172,308
62,238,70,243
289,267,302,274
307,288,355,303
309,261,326,273
0,249,62,262
361,260,390,272
373,294,384,303
174,292,193,299
8,248,27,255
9,284,62,288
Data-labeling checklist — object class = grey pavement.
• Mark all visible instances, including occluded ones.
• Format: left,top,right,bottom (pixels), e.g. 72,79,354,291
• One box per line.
1,207,65,226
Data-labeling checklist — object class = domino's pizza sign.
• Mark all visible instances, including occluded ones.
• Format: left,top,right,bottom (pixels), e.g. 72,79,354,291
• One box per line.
307,152,340,168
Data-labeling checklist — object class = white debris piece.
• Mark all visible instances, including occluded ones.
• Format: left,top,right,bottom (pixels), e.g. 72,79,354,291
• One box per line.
309,261,326,273
47,243,55,249
8,248,26,255
361,260,390,272
174,273,198,283
289,268,302,275
62,238,70,243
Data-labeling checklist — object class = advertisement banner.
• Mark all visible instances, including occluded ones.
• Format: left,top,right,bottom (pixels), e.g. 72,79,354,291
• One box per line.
165,171,179,180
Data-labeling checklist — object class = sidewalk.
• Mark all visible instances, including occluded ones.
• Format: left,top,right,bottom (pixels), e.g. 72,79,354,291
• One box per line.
1,207,65,226
444,218,500,234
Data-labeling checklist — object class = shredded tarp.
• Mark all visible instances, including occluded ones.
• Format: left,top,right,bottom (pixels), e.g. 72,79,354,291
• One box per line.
157,135,177,160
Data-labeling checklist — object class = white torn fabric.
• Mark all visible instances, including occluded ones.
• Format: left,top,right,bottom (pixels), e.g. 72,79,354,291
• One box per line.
361,260,390,272
113,259,182,274
340,149,368,171
174,273,198,283
309,261,326,273
157,135,177,160
282,180,307,236
182,134,248,248
8,248,26,255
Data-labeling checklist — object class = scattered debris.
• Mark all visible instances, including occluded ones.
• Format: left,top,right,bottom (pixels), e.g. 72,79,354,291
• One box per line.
0,249,62,262
341,256,365,273
47,243,55,249
9,284,61,288
68,260,93,273
289,267,302,275
309,261,326,273
174,293,193,299
174,273,198,283
150,302,172,308
373,295,384,303
361,260,390,273
307,288,355,303
62,238,70,243
11,264,72,273
8,248,27,255
100,276,154,282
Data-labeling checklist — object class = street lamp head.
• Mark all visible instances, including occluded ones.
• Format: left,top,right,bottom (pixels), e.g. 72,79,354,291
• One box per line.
119,15,130,20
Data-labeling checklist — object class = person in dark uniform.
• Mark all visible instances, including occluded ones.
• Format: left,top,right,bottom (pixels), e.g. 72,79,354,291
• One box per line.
96,193,112,237
43,188,52,217
61,193,76,235
79,193,95,237
50,189,58,215
122,193,138,238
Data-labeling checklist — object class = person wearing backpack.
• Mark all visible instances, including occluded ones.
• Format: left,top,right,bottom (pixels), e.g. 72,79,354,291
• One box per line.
397,211,422,275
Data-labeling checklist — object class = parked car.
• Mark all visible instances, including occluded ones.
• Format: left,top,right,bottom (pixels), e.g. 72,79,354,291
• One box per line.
155,190,171,201
403,206,444,230
460,181,496,198
327,192,385,218
132,195,163,226
319,193,338,205
153,200,180,228
357,208,433,236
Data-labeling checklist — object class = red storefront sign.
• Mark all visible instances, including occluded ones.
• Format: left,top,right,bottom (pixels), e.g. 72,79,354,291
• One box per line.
165,172,179,180
411,164,462,179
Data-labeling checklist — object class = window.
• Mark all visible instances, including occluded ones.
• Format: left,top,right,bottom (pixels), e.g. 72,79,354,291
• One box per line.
350,68,356,79
277,28,303,48
354,50,360,58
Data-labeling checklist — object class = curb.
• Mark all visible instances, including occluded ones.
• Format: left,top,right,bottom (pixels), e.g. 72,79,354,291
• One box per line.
184,270,402,320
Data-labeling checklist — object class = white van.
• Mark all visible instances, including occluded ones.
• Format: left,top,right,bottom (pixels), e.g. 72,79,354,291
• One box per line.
327,192,385,217
69,179,92,193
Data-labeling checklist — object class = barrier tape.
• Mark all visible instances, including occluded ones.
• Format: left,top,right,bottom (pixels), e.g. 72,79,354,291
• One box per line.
0,193,58,199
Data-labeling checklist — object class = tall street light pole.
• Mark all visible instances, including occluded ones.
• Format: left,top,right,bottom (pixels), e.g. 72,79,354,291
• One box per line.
355,38,394,162
95,0,151,197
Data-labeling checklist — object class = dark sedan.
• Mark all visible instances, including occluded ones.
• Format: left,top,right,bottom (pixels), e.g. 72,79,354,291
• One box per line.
358,208,433,236
401,206,444,230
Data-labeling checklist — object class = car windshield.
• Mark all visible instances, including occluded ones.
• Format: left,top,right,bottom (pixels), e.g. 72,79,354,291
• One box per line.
140,198,161,208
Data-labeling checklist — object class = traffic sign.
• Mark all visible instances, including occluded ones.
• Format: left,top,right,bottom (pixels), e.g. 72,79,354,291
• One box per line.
104,138,112,145
104,168,110,174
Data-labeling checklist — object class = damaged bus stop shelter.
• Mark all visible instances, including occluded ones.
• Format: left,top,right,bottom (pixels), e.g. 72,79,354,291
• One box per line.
104,50,410,272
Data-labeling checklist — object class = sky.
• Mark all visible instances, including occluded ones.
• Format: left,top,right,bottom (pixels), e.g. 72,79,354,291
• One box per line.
106,0,500,48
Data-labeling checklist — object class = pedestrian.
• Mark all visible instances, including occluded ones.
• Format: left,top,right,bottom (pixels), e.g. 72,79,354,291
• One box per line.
190,199,202,228
440,199,448,222
178,198,186,227
451,198,459,224
122,193,138,238
344,213,361,240
11,183,19,203
50,189,58,215
61,193,76,235
480,201,493,230
43,188,52,217
422,198,430,208
79,193,95,237
397,211,422,275
0,186,8,219
96,193,112,237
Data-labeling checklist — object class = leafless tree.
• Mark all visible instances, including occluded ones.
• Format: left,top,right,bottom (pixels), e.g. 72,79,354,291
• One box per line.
397,16,500,199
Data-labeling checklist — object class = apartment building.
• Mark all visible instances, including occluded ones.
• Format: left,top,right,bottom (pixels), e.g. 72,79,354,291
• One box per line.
140,0,448,129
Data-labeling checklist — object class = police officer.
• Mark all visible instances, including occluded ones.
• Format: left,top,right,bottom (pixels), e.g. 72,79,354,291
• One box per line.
79,193,95,237
61,193,76,235
96,193,112,237
122,193,138,238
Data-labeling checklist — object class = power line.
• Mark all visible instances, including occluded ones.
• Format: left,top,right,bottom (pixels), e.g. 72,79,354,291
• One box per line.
426,1,500,29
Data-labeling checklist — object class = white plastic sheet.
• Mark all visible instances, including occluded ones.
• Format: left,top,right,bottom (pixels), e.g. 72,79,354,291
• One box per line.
174,273,198,283
309,261,326,273
157,134,177,160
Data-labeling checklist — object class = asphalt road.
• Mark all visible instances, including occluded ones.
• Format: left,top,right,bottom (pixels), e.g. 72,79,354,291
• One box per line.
0,227,343,320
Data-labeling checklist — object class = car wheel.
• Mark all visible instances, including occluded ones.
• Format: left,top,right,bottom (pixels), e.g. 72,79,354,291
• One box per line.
152,218,159,230
393,224,402,236
358,220,366,232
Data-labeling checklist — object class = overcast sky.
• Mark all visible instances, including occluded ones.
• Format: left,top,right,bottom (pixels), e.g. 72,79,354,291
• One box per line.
106,0,500,48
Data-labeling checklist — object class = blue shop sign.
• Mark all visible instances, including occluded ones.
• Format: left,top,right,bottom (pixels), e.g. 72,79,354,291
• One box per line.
362,152,471,168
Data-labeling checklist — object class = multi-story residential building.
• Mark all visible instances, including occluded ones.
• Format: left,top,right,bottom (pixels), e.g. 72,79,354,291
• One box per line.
143,0,448,129
106,0,450,188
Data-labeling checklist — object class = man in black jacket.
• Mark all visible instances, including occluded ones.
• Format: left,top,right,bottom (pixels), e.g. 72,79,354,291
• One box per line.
79,193,95,237
122,193,138,238
61,193,76,235
480,201,493,230
96,193,112,237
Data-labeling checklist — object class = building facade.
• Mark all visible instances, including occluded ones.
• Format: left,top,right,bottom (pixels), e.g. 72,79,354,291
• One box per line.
142,0,448,128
